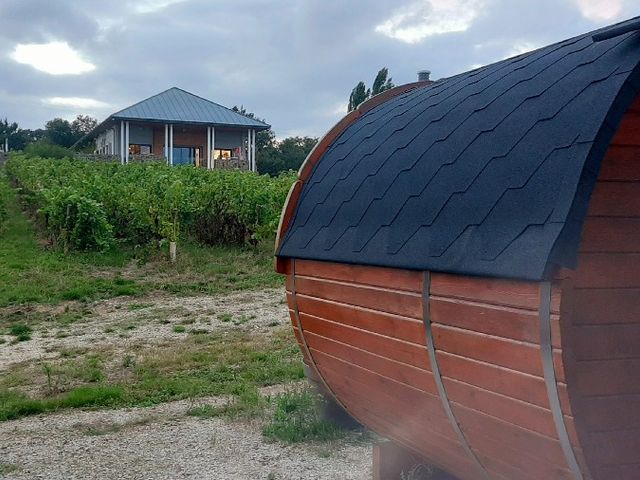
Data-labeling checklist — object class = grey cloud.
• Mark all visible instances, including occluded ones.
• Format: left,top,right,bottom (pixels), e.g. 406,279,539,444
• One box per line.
0,0,635,136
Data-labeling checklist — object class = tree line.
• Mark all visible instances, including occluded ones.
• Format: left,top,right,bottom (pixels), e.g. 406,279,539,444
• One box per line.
0,115,97,151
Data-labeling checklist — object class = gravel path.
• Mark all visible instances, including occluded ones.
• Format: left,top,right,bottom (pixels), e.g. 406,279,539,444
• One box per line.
0,393,372,479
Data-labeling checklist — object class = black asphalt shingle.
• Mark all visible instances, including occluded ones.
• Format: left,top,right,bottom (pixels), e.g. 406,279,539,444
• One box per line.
277,17,640,281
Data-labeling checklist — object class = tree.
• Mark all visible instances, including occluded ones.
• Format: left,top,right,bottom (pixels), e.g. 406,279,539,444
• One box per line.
45,118,77,147
348,81,370,112
0,119,18,149
348,67,395,112
232,105,276,151
278,136,318,171
230,106,318,175
371,67,394,96
71,115,97,136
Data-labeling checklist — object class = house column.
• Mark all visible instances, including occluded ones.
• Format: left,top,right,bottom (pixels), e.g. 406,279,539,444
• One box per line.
247,129,251,169
169,124,174,166
125,121,130,164
251,129,256,172
206,126,211,169
164,124,169,161
4,137,8,152
120,121,125,164
211,127,216,169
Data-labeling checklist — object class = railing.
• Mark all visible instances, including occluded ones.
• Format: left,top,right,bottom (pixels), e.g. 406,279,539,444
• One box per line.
75,154,250,170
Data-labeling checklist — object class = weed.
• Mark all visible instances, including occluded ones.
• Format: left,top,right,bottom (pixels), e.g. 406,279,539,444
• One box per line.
122,355,136,368
218,313,232,323
263,387,345,443
173,325,186,333
233,315,250,326
0,463,18,475
189,328,208,335
8,323,31,341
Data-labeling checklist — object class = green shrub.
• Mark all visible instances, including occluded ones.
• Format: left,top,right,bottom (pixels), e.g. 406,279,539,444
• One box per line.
5,154,295,251
24,141,73,159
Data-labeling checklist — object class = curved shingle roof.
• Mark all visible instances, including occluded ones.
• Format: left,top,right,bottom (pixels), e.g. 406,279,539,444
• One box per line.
277,17,640,280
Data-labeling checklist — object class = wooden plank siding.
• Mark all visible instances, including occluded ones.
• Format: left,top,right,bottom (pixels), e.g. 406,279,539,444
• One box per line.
560,104,640,480
430,273,587,479
287,259,586,479
286,259,487,479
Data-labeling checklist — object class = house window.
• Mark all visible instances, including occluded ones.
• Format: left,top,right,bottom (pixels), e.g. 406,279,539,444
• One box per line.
173,147,201,166
213,149,233,160
129,144,152,155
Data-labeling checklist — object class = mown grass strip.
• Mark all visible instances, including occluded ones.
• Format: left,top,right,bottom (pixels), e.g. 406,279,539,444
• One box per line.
0,329,304,422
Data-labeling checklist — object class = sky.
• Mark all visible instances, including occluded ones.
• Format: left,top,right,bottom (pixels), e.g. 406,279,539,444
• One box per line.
0,0,637,139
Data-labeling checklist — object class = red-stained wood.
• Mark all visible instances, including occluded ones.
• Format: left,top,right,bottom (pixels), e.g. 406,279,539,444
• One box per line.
570,288,640,324
595,464,640,480
459,423,575,480
579,395,640,431
300,312,429,369
295,276,423,318
430,273,541,310
436,351,572,413
432,324,566,382
610,112,640,146
313,350,459,441
588,181,640,216
304,331,437,394
443,377,559,439
598,146,640,180
296,294,426,344
572,253,640,288
579,217,640,252
430,297,562,348
452,404,570,470
294,258,423,292
587,429,640,465
573,358,640,396
431,273,561,312
570,324,640,360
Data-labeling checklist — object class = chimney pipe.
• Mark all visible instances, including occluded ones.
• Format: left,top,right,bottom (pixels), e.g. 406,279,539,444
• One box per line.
418,70,431,82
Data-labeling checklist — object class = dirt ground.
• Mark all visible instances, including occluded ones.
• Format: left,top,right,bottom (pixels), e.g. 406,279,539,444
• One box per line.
0,288,290,371
0,393,372,480
0,289,374,479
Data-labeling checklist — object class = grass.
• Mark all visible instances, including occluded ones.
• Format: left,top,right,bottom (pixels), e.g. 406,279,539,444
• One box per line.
0,463,18,475
0,328,304,422
8,323,31,342
187,385,267,420
263,388,346,443
0,173,282,307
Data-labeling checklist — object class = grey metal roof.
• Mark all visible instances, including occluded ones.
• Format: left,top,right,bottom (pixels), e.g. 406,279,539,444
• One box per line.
109,87,270,129
277,16,640,281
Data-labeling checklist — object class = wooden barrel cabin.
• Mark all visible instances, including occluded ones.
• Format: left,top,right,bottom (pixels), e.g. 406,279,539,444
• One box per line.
275,17,640,480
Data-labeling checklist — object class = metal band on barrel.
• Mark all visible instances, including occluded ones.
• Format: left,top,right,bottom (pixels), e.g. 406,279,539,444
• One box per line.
422,271,490,480
539,282,584,480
